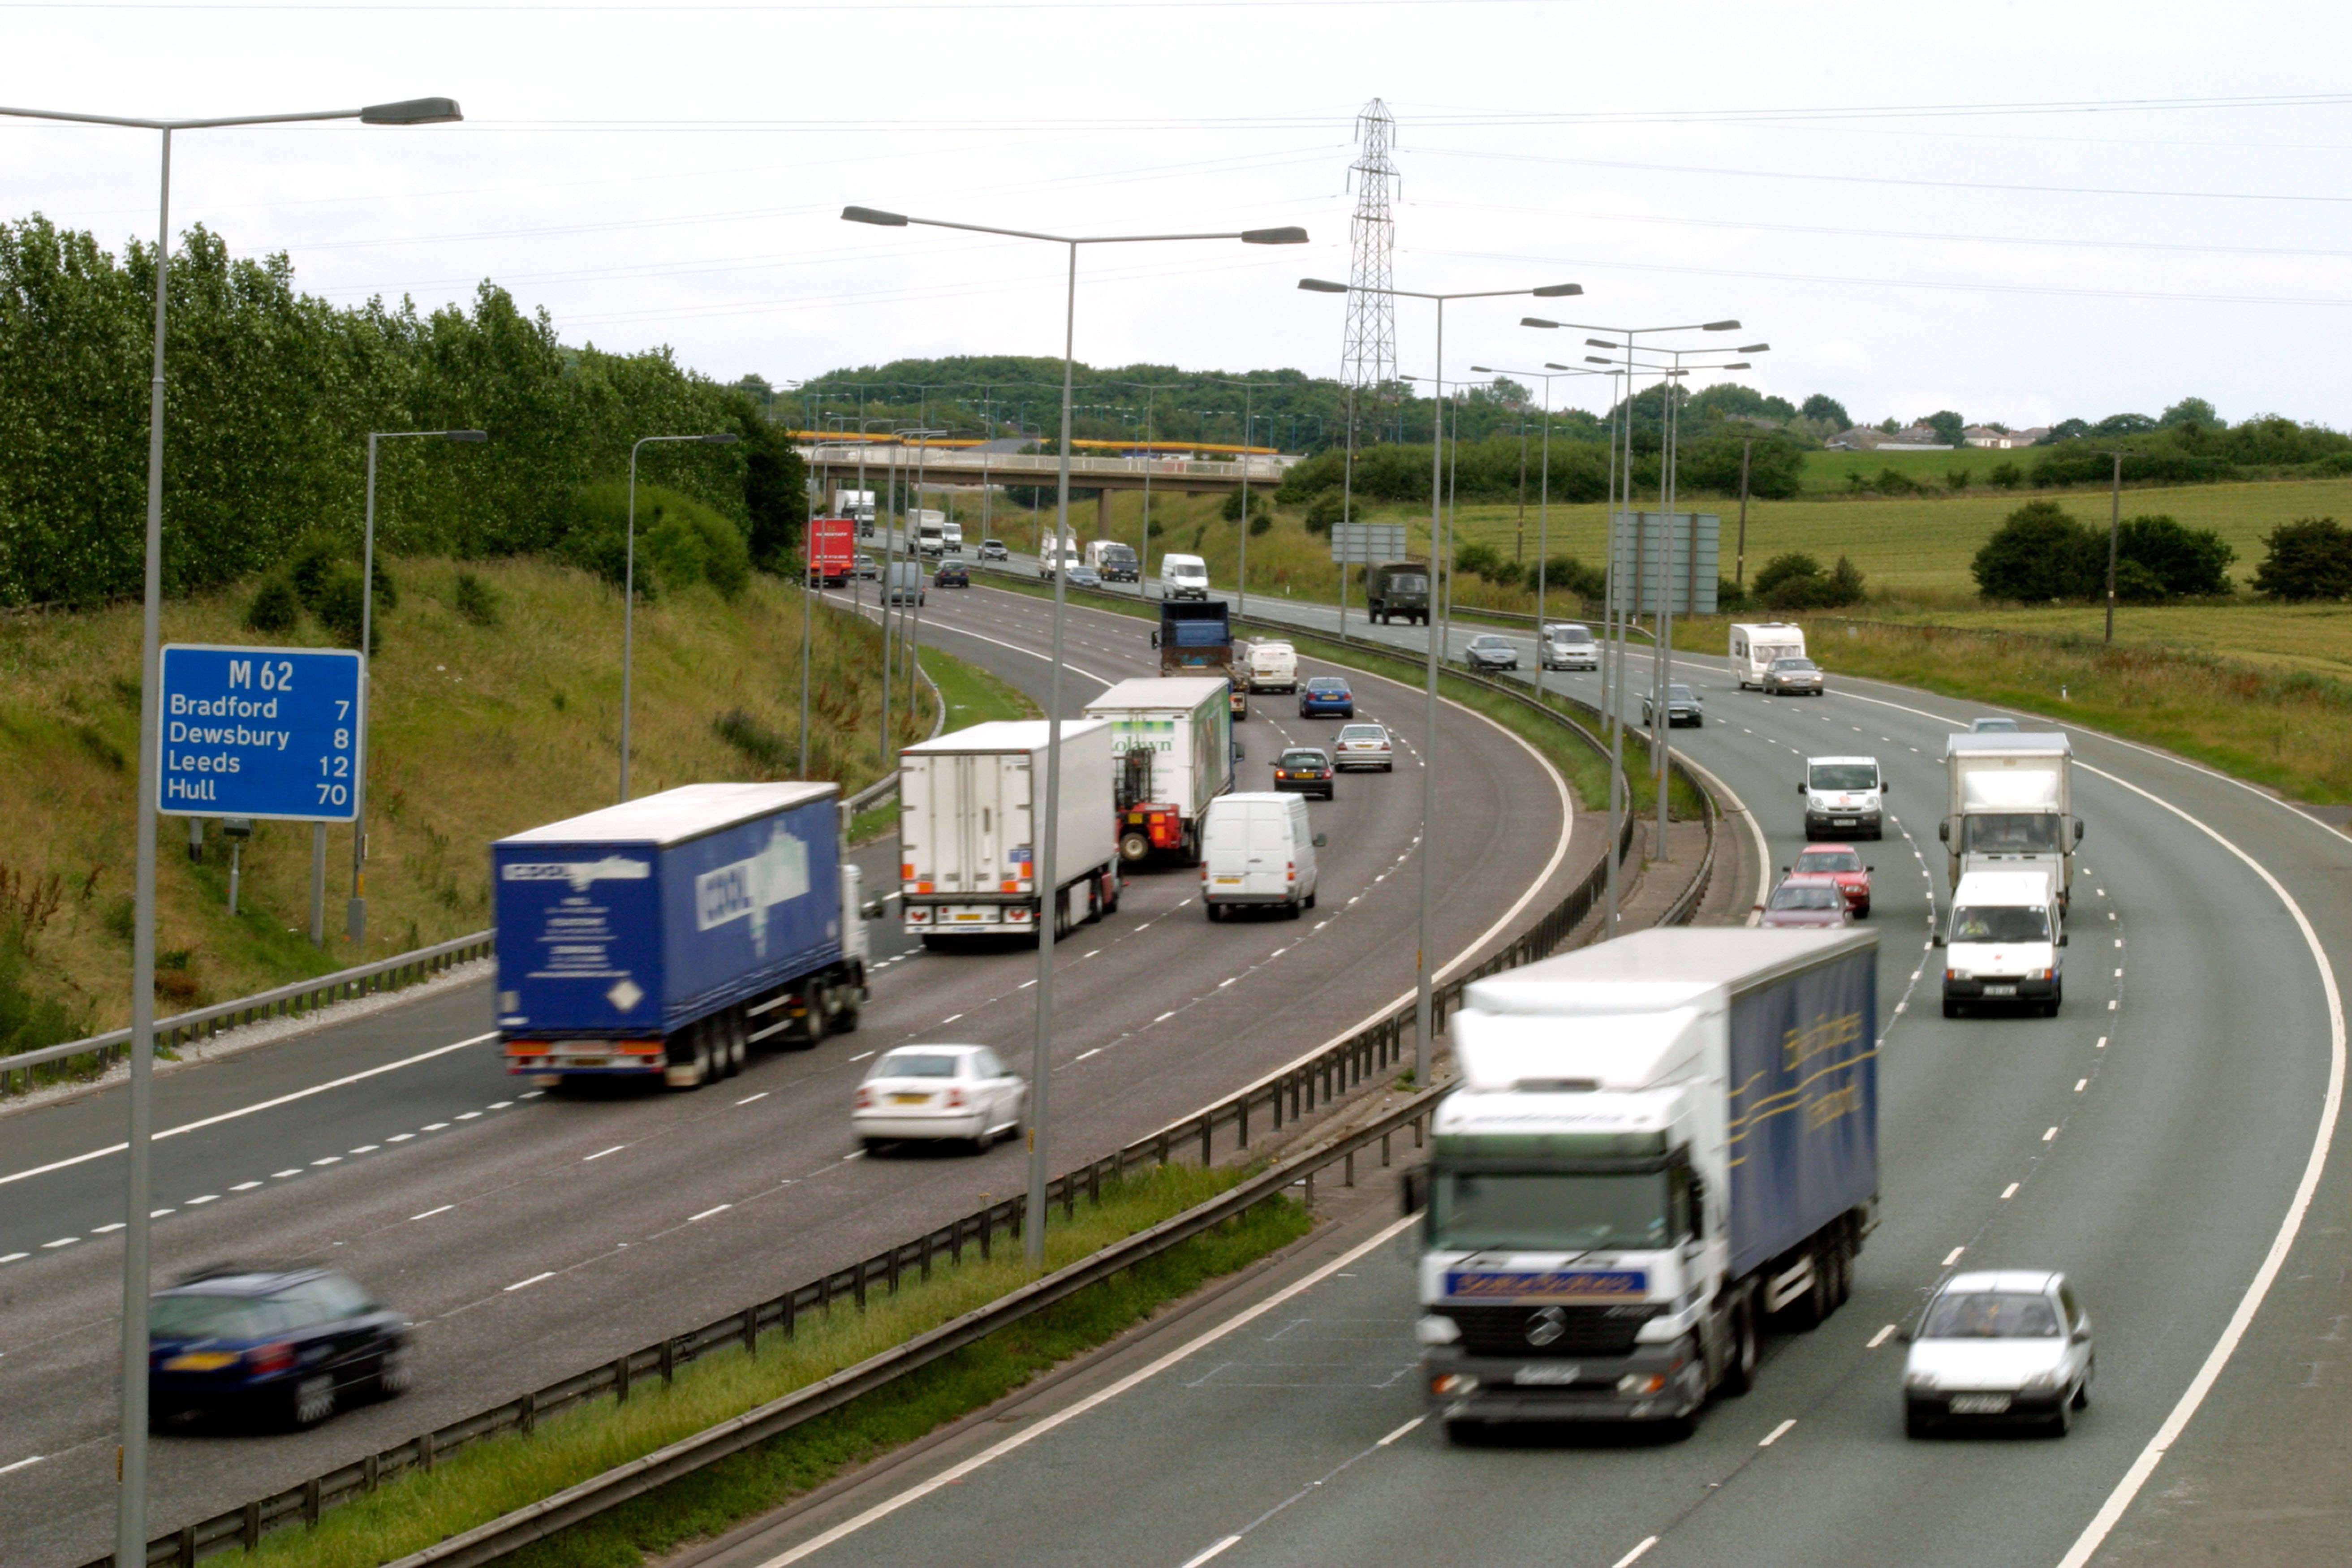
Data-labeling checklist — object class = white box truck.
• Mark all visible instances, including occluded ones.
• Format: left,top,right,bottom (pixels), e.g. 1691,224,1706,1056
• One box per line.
833,489,876,525
898,719,1119,945
1416,926,1879,1438
1084,676,1234,863
1939,732,2080,905
913,510,948,556
1729,622,1806,690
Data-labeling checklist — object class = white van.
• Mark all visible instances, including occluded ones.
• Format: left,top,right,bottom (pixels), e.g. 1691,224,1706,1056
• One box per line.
1730,622,1806,689
1246,640,1299,693
1199,792,1323,920
1802,754,1886,840
941,521,964,555
1939,870,2065,1017
1161,553,1211,600
1539,622,1599,671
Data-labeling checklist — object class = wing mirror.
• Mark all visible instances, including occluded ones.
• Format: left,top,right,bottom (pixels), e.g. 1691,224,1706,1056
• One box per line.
1866,866,1875,873
1312,832,1328,848
2074,817,2086,846
1795,782,1806,795
1937,819,1951,844
1400,1168,1427,1217
861,898,888,919
1897,1324,1914,1344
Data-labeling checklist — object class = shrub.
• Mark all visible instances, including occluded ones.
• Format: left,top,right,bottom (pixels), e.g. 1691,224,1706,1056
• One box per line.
2251,517,2352,602
1752,552,1824,603
1455,540,1513,585
1717,576,1748,611
1947,470,1972,494
1750,552,1864,611
1987,461,2023,489
370,554,399,610
2113,514,2234,597
451,571,501,628
713,707,792,775
1302,489,1346,533
1972,501,2100,601
244,576,301,634
312,565,376,652
1874,467,1917,496
1534,556,1607,602
2112,559,2169,603
287,534,341,607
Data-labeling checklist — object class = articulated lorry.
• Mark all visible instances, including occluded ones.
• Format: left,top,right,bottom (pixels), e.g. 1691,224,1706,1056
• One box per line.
1939,732,2080,905
1155,599,1246,719
1084,675,1234,864
1417,926,1878,1438
898,719,1120,944
494,783,867,1090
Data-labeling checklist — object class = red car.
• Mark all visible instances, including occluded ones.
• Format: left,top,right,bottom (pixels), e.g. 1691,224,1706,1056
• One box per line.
1758,872,1850,928
1791,843,1872,918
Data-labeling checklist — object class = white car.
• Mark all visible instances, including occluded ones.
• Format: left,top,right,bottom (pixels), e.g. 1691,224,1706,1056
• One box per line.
1331,722,1395,771
1904,1270,2093,1438
853,1045,1026,1154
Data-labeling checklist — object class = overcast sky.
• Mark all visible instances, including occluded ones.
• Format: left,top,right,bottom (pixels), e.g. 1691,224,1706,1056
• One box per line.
6,0,2350,435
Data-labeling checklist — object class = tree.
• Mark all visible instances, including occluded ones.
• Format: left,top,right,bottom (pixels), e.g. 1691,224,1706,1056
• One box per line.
1972,501,2100,601
2093,411,2158,437
2161,396,2219,431
1749,552,1864,610
1924,410,1965,448
1801,393,1850,429
2251,517,2352,601
1874,416,1902,435
2113,514,2234,597
2042,418,2091,444
1987,462,2024,490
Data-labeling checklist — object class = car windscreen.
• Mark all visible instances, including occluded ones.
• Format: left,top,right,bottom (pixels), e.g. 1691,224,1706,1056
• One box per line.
1771,658,1818,671
1921,1292,2059,1339
1386,573,1427,593
1307,678,1348,692
1668,685,1696,702
1950,904,2050,943
1796,850,1862,873
1431,1169,1684,1252
1809,763,1878,791
1279,751,1326,767
150,1294,283,1341
1471,636,1510,649
871,1052,962,1079
1970,718,2019,731
1547,626,1593,642
1338,725,1385,741
1770,884,1842,910
1963,813,2061,853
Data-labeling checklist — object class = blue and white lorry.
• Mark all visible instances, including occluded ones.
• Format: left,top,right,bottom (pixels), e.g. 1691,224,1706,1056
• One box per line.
493,783,868,1089
1417,926,1878,1437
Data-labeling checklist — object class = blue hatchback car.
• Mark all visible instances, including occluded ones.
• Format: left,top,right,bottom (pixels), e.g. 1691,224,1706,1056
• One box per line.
1298,676,1355,719
149,1266,410,1429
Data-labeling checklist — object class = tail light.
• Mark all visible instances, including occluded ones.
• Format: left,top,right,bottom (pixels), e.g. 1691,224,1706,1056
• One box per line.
1286,861,1296,882
900,862,914,880
854,1086,872,1108
946,1087,966,1108
246,1342,295,1376
617,1040,664,1056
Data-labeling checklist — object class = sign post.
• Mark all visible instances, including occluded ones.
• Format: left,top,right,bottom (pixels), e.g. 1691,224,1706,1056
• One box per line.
156,645,365,822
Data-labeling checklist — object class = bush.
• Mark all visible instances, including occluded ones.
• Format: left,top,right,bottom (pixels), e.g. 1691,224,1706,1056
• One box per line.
2112,559,2169,603
1874,467,1917,496
312,565,376,652
1972,501,2101,601
713,707,792,775
2113,514,2234,597
1947,470,1972,494
244,576,301,634
451,571,501,628
1455,540,1515,585
287,534,341,608
1752,552,1864,610
370,554,399,610
1677,433,1805,500
1302,489,1346,533
1247,513,1272,538
1717,576,1748,611
1534,556,1607,602
1752,552,1823,603
2251,517,2352,602
1987,461,2023,490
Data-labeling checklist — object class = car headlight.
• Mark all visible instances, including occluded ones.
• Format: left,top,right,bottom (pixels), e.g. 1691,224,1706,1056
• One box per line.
2024,968,2051,981
1947,969,1972,982
1904,1370,1938,1391
1416,1314,1461,1345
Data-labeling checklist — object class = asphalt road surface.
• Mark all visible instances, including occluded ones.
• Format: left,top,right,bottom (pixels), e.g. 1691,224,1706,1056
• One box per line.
0,581,1592,1565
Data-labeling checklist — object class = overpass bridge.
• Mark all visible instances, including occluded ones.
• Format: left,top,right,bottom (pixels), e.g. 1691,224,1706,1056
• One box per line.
796,442,1302,530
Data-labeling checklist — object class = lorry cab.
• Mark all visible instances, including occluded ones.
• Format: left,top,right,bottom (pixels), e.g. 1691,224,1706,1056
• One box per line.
1802,755,1886,840
1366,561,1430,626
1246,640,1299,693
1088,540,1141,582
1160,552,1210,599
1939,870,2064,1017
1730,622,1806,690
1199,792,1322,919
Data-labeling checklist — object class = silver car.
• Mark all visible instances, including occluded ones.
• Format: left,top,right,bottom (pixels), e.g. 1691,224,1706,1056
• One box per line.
1762,656,1825,696
1904,1270,2093,1437
1331,721,1395,771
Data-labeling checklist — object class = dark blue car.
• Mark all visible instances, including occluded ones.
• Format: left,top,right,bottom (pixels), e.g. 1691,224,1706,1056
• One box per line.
149,1266,410,1429
1298,676,1354,719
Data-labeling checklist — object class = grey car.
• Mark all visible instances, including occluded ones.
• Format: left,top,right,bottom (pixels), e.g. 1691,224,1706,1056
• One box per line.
1762,656,1825,696
1462,633,1520,672
1065,565,1104,589
1904,1270,2093,1437
977,539,1010,562
1641,682,1705,728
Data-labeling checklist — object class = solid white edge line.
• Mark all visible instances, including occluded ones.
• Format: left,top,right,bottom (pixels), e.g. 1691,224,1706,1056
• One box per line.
1375,1414,1426,1447
751,1213,1421,1568
504,1271,555,1292
1867,1323,1898,1349
0,1031,498,1189
1758,1418,1796,1447
2054,761,2346,1568
0,1454,43,1475
1178,1538,1243,1568
1611,1537,1660,1568
410,1205,453,1221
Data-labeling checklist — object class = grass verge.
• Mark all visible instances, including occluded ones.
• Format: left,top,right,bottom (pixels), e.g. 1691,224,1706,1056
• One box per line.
246,1163,1308,1568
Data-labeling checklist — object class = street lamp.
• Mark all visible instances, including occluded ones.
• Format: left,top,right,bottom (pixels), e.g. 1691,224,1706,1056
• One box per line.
1300,274,1582,1090
848,204,1306,1266
349,427,486,946
1469,366,1618,709
0,89,462,1568
620,431,740,801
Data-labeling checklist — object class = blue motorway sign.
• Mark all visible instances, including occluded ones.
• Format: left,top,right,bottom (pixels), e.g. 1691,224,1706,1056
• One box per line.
157,644,365,822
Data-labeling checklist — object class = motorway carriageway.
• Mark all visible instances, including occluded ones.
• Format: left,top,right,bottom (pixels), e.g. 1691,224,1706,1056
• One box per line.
701,578,2350,1568
0,583,1598,1567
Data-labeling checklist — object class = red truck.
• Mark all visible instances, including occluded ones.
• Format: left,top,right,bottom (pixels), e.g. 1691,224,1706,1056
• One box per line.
806,516,857,586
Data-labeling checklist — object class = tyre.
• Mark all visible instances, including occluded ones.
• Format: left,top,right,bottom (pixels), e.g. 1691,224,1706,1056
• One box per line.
2050,1396,2073,1437
1383,763,1394,772
1206,902,1223,922
368,1344,412,1400
1305,889,1316,909
1856,902,1871,919
289,1374,336,1429
1286,899,1304,919
831,985,863,1034
1120,829,1151,862
1720,1293,1759,1397
1943,1000,1961,1019
1905,1404,1935,1440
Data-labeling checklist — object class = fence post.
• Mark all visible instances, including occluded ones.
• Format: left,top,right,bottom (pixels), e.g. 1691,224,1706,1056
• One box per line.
743,1305,759,1355
303,1477,322,1526
519,1388,537,1435
419,1428,435,1473
1238,1096,1249,1148
660,1337,676,1385
615,1351,632,1403
784,1288,798,1340
177,1524,196,1566
242,1499,263,1546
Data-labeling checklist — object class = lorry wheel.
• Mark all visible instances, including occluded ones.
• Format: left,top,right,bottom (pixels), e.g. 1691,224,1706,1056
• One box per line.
1905,1404,1935,1440
1721,1293,1759,1397
726,1011,748,1076
1120,830,1151,862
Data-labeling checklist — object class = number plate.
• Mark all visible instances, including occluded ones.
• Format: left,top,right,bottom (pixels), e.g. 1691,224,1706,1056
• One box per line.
890,1092,928,1104
1513,1365,1582,1386
1215,876,1242,884
1949,1394,2011,1415
1833,818,1857,827
1982,984,2017,997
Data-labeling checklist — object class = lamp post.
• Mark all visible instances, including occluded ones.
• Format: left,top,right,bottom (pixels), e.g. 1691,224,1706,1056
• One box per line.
901,426,946,740
846,205,1306,1266
350,427,486,945
621,431,740,801
2100,449,2128,643
0,90,464,1568
1301,274,1583,1090
1471,366,1615,710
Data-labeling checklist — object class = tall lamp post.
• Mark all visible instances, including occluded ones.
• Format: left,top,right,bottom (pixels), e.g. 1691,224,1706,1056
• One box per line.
1300,275,1583,1090
620,431,740,801
350,427,486,945
0,91,464,1568
1469,366,1617,709
845,205,1306,1265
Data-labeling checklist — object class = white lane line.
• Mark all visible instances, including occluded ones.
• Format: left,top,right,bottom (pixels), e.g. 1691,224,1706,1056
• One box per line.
1942,1246,1965,1266
310,1157,340,1167
229,1180,261,1191
0,1031,498,1189
584,1145,625,1162
737,1092,770,1105
688,1204,732,1223
1758,1418,1796,1447
941,1013,964,1025
504,1271,555,1292
1867,1323,1898,1349
1217,978,1237,988
41,1237,76,1249
349,1145,379,1154
1611,1538,1660,1568
2097,1036,2109,1049
148,1208,172,1218
270,1168,300,1178
93,1222,124,1234
849,1051,873,1062
0,1455,43,1475
0,1253,25,1264
2075,1078,2088,1092
1376,1415,1426,1446
1179,1538,1242,1568
489,1100,513,1110
2002,1181,2020,1200
456,1111,482,1120
2108,999,2118,1011
750,1213,1421,1567
411,1204,453,1220
186,1193,220,1203
1075,1048,1101,1061
2043,1126,2059,1142
1154,1011,1176,1023
422,1122,450,1131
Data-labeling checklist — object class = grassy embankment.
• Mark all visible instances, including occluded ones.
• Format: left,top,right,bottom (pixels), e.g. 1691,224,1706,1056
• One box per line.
244,1164,1308,1568
0,556,1043,1050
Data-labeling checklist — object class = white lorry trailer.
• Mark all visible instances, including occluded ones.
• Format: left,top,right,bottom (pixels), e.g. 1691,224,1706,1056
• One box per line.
898,719,1119,944
1939,732,2080,905
1729,622,1806,689
1083,676,1234,863
1417,926,1879,1438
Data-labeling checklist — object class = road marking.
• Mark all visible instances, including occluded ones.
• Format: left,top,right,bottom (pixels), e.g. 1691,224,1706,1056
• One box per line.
148,1208,172,1218
229,1180,260,1191
41,1237,75,1249
93,1222,123,1234
2114,969,2124,979
688,1204,732,1223
849,1051,874,1062
504,1271,555,1292
457,1111,482,1120
941,1014,964,1025
1758,1418,1796,1447
0,1254,24,1265
584,1145,625,1162
1868,1323,1898,1349
2096,1036,2108,1049
489,1100,513,1110
750,1213,1420,1567
422,1122,450,1131
1942,1246,1965,1266
349,1145,379,1154
2075,1078,2088,1092
0,1455,42,1475
737,1092,770,1105
411,1204,453,1220
310,1157,340,1167
0,1031,498,1190
2002,1182,2020,1200
1154,1011,1176,1023
2108,999,2118,1011
1611,1538,1660,1568
1075,1048,1101,1061
1376,1415,1426,1446
2043,1126,2059,1142
1179,1538,1242,1568
1218,978,1237,988
270,1168,300,1178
